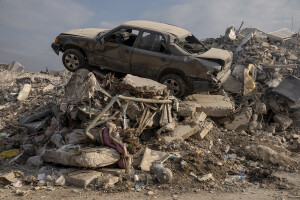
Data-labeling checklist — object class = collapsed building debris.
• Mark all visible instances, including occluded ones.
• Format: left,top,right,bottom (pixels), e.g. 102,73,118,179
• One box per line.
0,23,300,196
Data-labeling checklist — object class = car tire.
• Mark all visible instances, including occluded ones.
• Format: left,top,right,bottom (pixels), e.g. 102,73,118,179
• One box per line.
62,49,86,72
160,74,185,97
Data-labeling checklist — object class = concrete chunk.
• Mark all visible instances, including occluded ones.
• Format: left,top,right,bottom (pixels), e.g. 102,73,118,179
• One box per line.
42,147,120,168
273,114,293,130
65,170,102,188
8,61,26,72
193,121,214,140
17,84,31,101
223,107,252,131
177,102,196,117
122,74,167,96
267,28,295,42
194,112,207,123
43,84,54,93
163,124,200,143
184,94,234,117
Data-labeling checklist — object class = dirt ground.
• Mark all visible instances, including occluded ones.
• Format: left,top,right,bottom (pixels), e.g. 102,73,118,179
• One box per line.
1,167,300,200
1,172,300,200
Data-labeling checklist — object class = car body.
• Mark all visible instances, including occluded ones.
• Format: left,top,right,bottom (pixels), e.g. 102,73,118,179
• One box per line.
51,20,233,96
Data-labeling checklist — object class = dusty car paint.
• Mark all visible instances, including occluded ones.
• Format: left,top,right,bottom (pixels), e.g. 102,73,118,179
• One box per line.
51,20,233,93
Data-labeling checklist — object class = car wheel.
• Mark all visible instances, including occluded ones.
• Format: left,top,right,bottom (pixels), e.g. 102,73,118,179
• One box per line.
160,74,185,97
62,49,86,72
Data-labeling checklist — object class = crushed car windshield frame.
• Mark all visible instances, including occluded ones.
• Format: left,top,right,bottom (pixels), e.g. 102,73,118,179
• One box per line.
176,34,208,54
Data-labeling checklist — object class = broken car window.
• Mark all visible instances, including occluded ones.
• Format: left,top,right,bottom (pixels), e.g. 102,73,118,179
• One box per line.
136,32,170,54
177,34,207,54
105,28,139,47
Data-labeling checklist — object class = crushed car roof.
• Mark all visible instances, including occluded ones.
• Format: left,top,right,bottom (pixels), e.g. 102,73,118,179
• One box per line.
122,20,191,38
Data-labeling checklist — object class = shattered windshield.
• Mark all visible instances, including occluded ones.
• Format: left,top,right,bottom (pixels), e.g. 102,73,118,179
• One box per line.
177,34,208,54
98,30,109,37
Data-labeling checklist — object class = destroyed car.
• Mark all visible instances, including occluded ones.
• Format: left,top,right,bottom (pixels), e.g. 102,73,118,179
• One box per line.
51,20,233,96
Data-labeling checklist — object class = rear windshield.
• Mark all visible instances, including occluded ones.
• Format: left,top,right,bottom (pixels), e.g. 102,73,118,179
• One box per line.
176,35,207,54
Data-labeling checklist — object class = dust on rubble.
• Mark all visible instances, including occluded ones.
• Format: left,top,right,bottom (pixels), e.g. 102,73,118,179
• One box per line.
0,25,300,199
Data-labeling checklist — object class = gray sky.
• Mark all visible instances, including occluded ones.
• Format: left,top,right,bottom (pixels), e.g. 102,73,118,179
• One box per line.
0,0,299,72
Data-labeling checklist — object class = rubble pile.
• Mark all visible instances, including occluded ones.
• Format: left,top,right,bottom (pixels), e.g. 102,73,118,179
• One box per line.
0,26,300,197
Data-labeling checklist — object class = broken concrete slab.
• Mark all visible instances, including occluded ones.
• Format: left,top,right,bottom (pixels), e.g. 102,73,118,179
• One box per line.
223,75,243,93
17,84,31,101
139,148,169,171
42,146,120,168
8,61,26,72
95,173,119,188
193,121,214,140
184,94,234,117
121,74,167,96
65,170,102,188
267,28,295,42
236,33,253,51
272,75,300,103
163,124,200,143
194,112,207,123
273,114,293,130
177,102,196,117
0,171,24,185
223,107,252,131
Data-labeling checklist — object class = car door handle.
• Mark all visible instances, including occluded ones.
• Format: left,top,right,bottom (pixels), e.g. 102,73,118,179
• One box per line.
160,57,167,62
125,50,131,54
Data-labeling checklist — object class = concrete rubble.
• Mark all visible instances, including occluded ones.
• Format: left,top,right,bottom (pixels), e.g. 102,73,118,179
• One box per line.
0,23,300,195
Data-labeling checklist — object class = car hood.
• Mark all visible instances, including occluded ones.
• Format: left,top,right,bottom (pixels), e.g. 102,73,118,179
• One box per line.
196,48,232,66
62,28,108,38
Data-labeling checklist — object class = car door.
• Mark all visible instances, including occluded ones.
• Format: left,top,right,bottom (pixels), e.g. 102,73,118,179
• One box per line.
130,31,173,79
94,28,140,73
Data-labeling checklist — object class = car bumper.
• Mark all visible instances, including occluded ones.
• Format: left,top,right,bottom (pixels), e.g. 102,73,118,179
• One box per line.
51,43,60,55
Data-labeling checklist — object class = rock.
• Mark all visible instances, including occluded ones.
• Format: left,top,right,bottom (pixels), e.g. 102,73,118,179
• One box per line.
26,156,43,167
17,84,31,101
273,114,293,130
65,170,103,188
147,191,154,196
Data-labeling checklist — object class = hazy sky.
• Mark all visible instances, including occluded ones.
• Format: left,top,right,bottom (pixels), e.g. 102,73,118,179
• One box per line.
0,0,299,72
